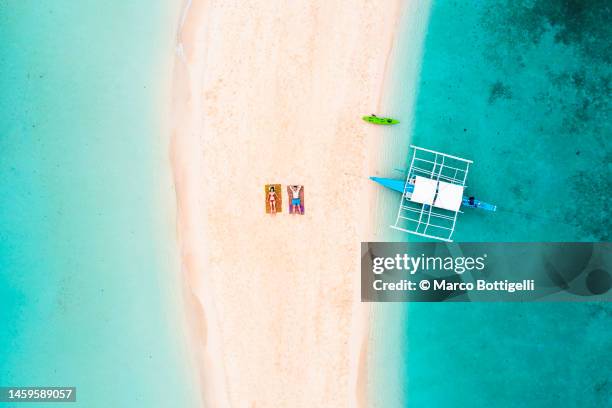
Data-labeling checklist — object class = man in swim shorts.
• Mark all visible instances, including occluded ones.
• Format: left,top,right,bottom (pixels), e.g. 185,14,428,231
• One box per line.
289,185,302,214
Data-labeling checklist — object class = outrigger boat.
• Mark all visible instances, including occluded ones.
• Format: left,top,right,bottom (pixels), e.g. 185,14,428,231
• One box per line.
371,145,496,242
362,114,400,125
370,177,497,212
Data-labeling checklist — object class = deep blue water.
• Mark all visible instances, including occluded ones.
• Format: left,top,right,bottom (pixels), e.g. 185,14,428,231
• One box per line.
378,1,611,407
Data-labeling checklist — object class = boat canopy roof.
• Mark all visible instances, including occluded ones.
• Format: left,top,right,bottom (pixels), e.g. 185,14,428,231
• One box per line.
410,176,437,205
409,176,465,212
433,181,464,212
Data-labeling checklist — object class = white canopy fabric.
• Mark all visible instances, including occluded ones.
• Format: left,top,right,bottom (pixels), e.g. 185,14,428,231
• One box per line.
410,176,437,205
434,181,464,212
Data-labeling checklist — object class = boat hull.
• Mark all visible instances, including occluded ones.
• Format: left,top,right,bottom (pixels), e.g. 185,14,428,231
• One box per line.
370,177,497,212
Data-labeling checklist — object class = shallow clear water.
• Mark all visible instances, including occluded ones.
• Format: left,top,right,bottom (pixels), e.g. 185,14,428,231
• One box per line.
376,1,611,407
0,2,198,407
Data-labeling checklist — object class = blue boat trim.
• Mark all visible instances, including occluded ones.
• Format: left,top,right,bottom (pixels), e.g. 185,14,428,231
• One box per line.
370,177,497,212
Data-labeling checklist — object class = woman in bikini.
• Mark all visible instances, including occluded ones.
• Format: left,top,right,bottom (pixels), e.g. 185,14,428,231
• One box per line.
268,185,277,214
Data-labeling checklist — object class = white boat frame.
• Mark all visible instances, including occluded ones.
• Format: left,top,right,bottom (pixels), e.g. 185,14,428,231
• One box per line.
391,145,473,242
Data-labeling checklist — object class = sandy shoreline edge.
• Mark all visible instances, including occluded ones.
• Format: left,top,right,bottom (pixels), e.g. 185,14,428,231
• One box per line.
171,0,231,405
169,1,427,406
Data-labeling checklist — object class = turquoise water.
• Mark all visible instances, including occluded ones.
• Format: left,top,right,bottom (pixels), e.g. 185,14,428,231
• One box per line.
375,1,611,407
0,2,199,407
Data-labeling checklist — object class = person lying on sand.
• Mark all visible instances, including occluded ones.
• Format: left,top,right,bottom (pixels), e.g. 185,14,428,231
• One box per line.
268,185,277,214
289,185,302,214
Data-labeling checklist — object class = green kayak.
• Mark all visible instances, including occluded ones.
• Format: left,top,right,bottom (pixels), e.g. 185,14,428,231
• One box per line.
362,114,399,125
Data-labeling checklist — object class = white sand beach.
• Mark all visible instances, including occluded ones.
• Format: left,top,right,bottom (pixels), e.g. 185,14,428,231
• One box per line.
170,1,426,406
